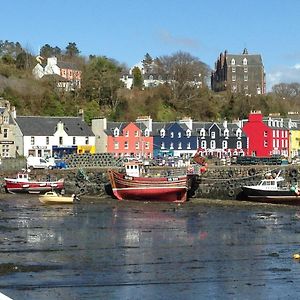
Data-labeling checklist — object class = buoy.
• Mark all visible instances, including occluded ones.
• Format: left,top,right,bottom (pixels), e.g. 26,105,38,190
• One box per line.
293,253,300,259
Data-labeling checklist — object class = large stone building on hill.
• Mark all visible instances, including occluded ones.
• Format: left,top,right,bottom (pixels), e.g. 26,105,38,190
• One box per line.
211,48,266,95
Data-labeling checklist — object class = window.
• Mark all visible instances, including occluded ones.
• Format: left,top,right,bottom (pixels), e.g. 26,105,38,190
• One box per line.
59,137,63,145
161,142,165,149
178,132,181,138
46,136,50,145
211,132,216,139
135,142,139,149
178,142,182,149
243,58,248,65
134,131,139,137
237,141,242,149
3,128,8,138
236,130,242,138
125,131,129,137
124,141,128,149
3,116,8,124
114,128,119,137
210,140,216,149
114,141,119,149
232,67,236,73
170,142,174,149
264,131,268,137
145,142,149,149
264,140,268,147
171,132,174,138
187,142,191,149
244,67,248,73
232,75,236,82
160,129,165,138
224,129,229,138
231,58,235,65
31,136,35,145
244,74,248,81
73,137,76,145
200,129,205,137
201,140,206,148
186,130,191,138
85,137,89,145
222,141,228,149
144,129,149,137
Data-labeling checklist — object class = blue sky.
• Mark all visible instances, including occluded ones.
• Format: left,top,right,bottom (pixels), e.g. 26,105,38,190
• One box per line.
1,0,300,90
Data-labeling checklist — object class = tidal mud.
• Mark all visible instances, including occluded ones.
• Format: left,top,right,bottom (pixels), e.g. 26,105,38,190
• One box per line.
1,194,300,299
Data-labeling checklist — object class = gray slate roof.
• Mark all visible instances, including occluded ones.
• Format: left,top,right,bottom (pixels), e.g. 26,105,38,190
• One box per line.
16,116,94,136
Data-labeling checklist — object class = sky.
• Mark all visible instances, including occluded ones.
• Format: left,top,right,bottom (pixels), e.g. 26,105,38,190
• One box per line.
1,0,300,91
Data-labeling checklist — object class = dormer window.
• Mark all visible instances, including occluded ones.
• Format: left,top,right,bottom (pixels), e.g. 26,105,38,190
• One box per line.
160,128,165,138
243,58,248,65
224,129,229,138
200,128,205,137
144,129,150,137
114,128,119,137
236,129,242,138
170,132,174,138
178,132,181,138
186,129,191,138
231,58,235,65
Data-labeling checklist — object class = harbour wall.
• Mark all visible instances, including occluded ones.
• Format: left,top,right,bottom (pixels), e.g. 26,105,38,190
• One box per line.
1,164,299,200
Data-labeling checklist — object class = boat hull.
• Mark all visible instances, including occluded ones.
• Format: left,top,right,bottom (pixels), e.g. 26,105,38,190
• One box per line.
108,170,187,202
4,178,64,194
39,191,74,204
241,186,300,204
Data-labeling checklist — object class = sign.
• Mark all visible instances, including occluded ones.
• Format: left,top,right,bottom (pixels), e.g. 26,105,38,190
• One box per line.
0,141,14,144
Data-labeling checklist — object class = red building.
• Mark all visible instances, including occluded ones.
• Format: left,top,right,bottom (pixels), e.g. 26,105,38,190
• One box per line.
242,112,289,157
107,122,153,158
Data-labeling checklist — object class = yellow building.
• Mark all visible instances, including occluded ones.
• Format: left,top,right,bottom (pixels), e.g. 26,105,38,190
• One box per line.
290,129,300,158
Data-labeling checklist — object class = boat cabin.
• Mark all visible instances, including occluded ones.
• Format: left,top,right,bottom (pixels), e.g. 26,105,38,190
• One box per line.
257,173,285,190
124,162,144,177
16,172,29,181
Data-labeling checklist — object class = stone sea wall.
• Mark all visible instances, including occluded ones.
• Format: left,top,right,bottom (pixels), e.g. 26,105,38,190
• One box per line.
1,163,299,200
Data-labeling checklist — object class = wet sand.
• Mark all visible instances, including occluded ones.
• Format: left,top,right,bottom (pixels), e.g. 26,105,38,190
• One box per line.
1,194,300,299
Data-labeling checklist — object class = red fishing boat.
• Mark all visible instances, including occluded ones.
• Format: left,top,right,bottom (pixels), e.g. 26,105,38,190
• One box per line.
4,171,64,194
108,162,187,202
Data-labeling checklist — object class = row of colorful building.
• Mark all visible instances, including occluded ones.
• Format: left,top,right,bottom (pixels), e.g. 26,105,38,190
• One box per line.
0,98,300,160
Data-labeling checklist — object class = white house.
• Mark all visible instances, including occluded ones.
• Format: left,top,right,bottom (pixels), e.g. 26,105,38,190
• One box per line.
14,116,95,158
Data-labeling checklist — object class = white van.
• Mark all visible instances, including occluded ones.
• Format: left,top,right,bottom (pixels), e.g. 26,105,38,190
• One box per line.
27,156,55,169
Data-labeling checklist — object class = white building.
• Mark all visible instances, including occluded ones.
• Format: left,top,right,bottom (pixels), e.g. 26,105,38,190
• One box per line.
14,116,95,158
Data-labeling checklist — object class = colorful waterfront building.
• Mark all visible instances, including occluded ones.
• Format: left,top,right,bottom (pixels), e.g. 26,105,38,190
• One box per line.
242,111,289,157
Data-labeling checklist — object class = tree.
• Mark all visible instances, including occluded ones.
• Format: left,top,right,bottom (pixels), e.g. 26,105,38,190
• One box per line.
16,51,34,70
0,40,23,58
154,51,210,105
80,56,123,113
142,53,153,73
132,67,143,89
40,44,62,58
65,42,80,58
272,82,300,99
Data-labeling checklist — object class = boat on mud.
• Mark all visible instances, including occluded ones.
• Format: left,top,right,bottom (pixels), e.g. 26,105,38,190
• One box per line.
241,170,300,204
4,171,64,194
107,161,188,202
39,191,79,204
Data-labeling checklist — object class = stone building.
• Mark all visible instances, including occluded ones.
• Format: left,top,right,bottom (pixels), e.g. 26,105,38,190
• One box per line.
211,48,266,95
0,98,17,157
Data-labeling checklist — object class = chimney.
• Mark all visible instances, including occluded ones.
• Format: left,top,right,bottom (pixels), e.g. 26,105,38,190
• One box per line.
78,109,84,121
11,106,16,119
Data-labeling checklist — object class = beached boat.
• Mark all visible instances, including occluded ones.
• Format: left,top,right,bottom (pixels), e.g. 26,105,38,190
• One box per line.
241,170,300,203
39,191,79,204
4,171,64,194
107,162,188,202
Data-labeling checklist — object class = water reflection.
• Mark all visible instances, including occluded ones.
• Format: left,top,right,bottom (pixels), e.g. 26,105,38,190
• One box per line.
1,196,300,299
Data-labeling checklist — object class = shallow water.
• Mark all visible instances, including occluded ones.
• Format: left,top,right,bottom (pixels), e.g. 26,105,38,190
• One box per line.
1,195,300,299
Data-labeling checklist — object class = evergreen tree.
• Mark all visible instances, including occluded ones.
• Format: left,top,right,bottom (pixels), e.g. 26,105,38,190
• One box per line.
132,67,143,89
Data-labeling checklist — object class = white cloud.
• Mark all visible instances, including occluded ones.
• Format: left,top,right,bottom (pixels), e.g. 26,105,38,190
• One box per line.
158,30,200,49
267,64,300,91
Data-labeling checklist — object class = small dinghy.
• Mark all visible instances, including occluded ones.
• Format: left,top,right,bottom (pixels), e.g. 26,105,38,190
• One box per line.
39,191,79,204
